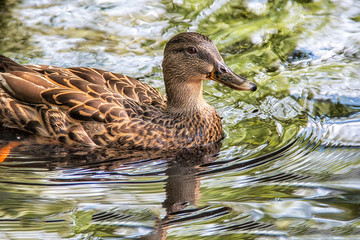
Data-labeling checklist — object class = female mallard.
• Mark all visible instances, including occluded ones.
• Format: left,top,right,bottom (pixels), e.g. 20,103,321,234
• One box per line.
0,32,256,149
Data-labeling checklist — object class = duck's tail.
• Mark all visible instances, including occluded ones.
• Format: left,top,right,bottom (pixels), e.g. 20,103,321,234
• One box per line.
0,54,36,73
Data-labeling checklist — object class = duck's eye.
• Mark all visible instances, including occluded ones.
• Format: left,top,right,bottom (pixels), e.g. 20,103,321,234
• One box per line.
187,46,198,54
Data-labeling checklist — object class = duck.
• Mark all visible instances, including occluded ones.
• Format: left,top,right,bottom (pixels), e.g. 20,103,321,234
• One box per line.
0,32,256,150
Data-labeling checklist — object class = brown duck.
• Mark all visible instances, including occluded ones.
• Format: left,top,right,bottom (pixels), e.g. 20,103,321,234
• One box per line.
0,32,256,149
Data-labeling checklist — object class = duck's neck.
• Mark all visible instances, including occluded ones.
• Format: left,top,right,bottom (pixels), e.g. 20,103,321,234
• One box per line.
163,72,224,145
164,77,208,114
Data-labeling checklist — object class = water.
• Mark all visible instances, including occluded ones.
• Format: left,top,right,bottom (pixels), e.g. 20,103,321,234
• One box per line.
0,0,360,239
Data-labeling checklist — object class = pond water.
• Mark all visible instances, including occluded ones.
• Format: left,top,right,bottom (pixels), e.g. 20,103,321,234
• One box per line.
1,0,360,239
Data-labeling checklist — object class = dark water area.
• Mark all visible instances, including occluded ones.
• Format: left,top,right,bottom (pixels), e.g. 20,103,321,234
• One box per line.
0,0,360,239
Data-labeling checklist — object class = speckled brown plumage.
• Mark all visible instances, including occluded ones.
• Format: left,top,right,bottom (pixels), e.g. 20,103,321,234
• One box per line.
0,32,256,149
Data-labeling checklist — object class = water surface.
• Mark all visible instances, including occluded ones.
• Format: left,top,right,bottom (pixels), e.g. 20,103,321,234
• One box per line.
0,0,360,239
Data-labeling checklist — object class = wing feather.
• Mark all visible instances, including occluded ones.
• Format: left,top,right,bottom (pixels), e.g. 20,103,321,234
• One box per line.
1,73,48,103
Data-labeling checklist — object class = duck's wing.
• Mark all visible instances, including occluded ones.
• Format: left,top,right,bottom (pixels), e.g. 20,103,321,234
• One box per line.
24,64,167,108
0,55,169,147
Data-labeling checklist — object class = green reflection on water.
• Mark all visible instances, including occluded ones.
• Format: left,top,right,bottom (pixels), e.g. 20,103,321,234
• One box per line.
0,0,34,57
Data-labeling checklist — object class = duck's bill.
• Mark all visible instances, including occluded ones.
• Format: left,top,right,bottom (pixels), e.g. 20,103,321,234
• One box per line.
206,60,257,91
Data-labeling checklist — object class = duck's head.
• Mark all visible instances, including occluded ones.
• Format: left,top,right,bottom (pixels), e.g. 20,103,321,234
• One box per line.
162,32,256,111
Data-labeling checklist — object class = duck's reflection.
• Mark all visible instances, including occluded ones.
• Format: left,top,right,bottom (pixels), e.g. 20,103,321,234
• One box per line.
141,144,222,240
164,147,218,210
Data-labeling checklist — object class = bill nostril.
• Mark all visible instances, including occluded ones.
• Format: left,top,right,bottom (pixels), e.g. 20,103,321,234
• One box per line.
220,66,227,73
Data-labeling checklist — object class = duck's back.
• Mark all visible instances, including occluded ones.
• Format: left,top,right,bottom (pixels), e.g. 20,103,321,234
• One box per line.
0,55,169,147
